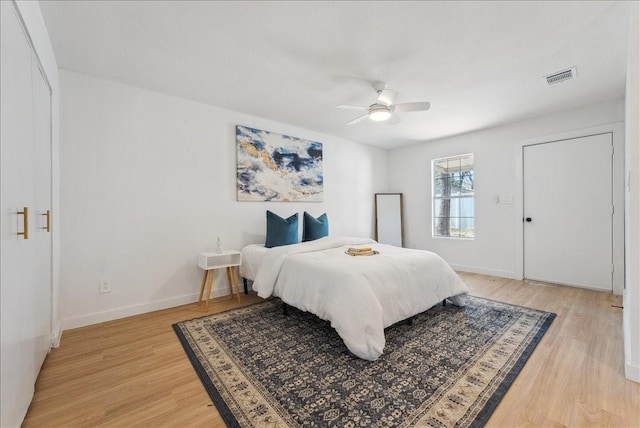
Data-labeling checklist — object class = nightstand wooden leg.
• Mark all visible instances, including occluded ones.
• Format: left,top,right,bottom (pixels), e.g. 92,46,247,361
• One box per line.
205,270,214,312
231,266,242,304
226,267,233,299
198,270,207,304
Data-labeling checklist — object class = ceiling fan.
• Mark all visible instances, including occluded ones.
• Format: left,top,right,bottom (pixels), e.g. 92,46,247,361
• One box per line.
336,81,431,125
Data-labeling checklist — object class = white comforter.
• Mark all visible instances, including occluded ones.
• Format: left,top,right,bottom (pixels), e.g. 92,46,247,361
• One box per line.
252,237,468,361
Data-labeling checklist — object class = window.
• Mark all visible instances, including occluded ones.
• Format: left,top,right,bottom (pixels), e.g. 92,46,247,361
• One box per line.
432,153,474,238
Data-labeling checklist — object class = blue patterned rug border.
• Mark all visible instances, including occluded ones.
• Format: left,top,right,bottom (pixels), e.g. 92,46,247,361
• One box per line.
172,322,241,428
470,299,555,427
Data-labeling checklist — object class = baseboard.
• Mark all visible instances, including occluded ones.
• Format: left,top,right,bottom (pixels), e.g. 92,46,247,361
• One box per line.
626,362,640,383
449,264,519,279
62,286,233,330
52,321,63,348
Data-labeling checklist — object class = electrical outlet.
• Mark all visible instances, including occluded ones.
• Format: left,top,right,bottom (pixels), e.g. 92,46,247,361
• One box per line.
99,279,111,294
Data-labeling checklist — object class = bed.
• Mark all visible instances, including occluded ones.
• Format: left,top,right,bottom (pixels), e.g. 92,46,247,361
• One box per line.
240,236,468,361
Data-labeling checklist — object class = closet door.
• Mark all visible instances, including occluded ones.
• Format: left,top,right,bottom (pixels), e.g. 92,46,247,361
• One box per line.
1,2,53,426
32,54,53,376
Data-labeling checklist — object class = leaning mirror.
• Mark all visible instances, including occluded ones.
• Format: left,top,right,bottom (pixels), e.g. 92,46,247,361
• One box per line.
375,193,404,247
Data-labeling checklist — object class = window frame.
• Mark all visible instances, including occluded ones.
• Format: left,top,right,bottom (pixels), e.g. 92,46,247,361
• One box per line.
431,153,475,239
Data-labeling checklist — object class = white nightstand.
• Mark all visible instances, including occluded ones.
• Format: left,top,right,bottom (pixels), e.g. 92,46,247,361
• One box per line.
198,250,242,311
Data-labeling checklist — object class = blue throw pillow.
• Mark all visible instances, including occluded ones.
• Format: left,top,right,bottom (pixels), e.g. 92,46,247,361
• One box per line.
265,211,299,248
302,212,329,242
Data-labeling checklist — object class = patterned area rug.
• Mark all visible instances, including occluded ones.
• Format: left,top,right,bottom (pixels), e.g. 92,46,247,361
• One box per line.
173,296,555,427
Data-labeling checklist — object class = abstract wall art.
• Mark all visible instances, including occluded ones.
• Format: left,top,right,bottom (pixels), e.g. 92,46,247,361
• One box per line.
236,125,323,202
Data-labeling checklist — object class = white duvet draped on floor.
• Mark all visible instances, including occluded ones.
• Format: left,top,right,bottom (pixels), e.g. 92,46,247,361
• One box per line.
250,236,469,361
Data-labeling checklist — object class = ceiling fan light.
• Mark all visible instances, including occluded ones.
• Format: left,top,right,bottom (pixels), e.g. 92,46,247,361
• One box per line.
369,107,391,121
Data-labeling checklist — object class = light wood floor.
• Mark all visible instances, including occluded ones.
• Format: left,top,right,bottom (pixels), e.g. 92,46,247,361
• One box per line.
23,273,640,427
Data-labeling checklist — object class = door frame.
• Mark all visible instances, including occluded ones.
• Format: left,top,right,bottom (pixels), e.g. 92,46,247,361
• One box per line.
514,122,625,294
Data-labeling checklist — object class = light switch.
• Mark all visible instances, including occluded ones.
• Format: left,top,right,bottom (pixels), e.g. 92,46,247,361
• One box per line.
501,194,513,204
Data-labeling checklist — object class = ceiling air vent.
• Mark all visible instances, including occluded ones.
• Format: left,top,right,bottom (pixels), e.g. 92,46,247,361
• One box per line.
545,67,577,85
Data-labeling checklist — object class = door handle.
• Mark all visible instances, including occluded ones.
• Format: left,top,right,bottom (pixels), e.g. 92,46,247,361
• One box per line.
41,209,51,232
17,206,29,239
525,217,532,222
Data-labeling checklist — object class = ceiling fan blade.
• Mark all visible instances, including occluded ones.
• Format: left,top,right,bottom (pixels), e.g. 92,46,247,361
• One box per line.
386,114,401,125
393,101,431,113
376,89,397,106
336,104,368,110
346,114,370,125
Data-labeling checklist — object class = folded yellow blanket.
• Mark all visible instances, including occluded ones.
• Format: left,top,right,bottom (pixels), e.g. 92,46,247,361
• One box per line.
347,247,372,253
345,248,379,256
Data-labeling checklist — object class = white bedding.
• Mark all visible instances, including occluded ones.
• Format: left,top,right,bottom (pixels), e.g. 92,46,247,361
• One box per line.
239,244,269,281
245,236,468,361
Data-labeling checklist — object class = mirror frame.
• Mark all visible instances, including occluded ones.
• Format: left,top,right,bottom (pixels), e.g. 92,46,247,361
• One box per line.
374,193,404,247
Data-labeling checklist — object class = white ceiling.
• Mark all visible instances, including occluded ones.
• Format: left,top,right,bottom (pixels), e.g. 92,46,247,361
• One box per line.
38,1,630,149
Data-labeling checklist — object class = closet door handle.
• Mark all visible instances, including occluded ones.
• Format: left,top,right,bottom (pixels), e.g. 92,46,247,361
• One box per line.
41,209,50,232
17,206,29,239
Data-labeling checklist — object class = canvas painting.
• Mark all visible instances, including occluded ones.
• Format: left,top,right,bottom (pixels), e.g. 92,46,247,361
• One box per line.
236,125,323,201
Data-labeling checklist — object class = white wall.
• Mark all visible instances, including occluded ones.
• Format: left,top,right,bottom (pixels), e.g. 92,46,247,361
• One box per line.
59,70,388,329
13,1,61,344
388,99,625,287
624,1,640,384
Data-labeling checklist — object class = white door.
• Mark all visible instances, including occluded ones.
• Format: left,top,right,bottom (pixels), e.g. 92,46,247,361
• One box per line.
523,133,612,291
32,57,53,375
1,2,53,426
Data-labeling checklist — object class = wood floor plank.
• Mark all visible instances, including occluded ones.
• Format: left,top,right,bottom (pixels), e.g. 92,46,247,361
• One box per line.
22,274,640,427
